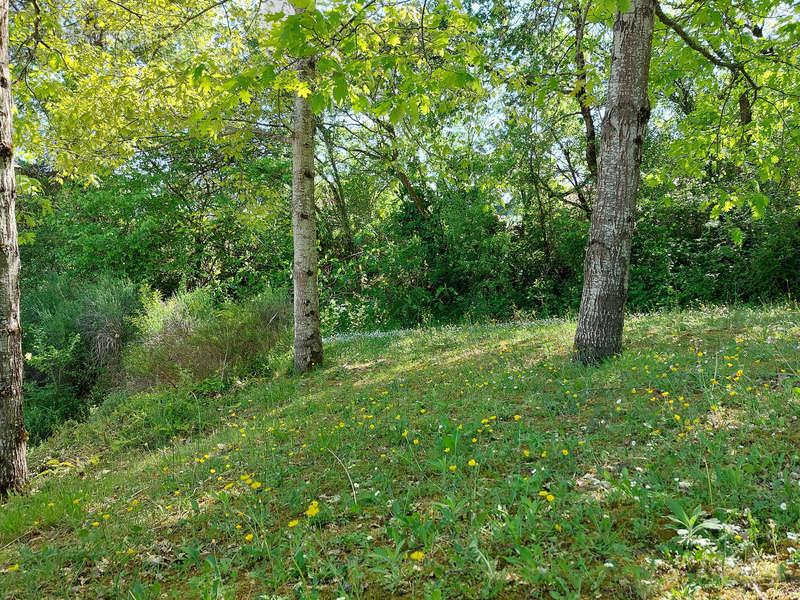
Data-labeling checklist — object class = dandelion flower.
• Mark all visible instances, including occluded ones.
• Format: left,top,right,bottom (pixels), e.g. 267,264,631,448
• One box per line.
409,551,425,561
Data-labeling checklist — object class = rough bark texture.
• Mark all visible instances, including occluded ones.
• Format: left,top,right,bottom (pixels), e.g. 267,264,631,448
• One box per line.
573,0,655,364
292,50,323,373
0,0,27,495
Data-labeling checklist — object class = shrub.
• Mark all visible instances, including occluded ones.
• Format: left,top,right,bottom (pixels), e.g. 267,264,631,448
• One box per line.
125,286,291,387
22,273,140,443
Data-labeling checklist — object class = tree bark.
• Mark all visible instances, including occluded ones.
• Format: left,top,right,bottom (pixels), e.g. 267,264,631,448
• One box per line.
573,1,598,178
291,44,323,373
0,0,27,495
395,168,429,217
573,0,655,364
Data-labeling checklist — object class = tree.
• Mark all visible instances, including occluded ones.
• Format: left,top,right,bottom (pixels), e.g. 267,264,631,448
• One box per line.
263,0,482,369
0,0,27,495
11,0,482,374
573,0,655,363
290,2,323,373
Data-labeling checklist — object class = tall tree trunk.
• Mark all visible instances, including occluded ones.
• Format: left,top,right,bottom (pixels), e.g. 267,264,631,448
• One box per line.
573,0,655,364
0,0,27,495
291,44,323,373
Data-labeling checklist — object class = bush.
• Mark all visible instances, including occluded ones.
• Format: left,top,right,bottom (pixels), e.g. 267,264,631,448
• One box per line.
22,273,140,443
125,286,291,387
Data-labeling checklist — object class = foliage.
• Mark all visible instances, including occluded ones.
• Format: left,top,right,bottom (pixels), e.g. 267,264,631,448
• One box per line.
22,273,140,443
21,142,800,345
316,180,800,332
125,286,292,387
664,500,724,549
21,143,293,298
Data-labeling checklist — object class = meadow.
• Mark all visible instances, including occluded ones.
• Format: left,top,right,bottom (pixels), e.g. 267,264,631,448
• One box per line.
0,305,798,599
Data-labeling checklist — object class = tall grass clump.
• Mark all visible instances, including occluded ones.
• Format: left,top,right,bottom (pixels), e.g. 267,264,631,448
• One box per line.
125,286,291,387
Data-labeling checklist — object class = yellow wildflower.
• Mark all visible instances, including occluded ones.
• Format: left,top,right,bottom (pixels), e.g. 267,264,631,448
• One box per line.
305,501,320,517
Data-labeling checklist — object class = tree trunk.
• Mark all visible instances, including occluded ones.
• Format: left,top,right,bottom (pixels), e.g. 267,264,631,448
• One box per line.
574,1,598,178
396,168,429,217
291,47,323,373
573,0,655,364
319,125,355,254
0,0,27,495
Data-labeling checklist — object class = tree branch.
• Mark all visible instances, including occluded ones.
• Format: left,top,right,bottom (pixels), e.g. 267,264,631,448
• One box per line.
655,3,757,90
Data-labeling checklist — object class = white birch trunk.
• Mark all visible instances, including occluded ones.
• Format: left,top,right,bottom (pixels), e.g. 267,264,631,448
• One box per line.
290,10,323,372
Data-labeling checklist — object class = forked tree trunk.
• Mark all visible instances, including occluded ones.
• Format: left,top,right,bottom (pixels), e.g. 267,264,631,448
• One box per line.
291,48,323,373
0,0,27,494
573,0,655,364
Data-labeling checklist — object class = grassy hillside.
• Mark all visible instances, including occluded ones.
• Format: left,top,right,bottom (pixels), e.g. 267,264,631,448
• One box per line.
2,306,799,599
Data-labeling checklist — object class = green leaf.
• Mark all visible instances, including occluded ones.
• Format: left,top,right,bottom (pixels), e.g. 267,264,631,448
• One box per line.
191,63,206,87
748,191,769,220
309,92,326,113
388,102,406,125
332,74,348,103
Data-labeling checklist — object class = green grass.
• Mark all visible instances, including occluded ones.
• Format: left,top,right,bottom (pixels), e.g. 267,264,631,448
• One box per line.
2,305,800,599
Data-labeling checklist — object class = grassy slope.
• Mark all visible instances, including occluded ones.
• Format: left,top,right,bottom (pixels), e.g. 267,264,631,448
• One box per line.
1,306,799,600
